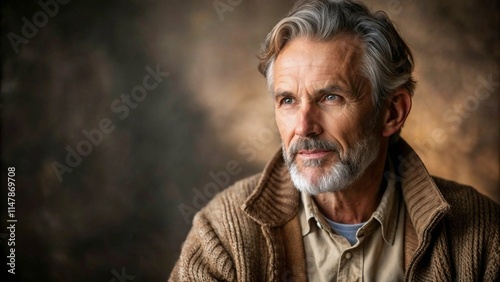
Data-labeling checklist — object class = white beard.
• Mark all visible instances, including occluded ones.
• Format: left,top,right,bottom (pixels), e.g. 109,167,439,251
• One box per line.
284,134,380,195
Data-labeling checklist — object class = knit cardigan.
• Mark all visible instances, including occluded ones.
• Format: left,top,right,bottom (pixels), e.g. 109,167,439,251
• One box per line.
169,139,500,281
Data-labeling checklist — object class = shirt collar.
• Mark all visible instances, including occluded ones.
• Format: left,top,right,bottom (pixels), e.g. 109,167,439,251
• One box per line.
299,191,323,236
370,156,401,245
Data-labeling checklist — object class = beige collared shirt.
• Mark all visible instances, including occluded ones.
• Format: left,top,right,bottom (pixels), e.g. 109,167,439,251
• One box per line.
299,165,405,281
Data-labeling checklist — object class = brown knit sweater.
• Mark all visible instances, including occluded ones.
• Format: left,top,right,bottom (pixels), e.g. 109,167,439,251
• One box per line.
169,140,500,281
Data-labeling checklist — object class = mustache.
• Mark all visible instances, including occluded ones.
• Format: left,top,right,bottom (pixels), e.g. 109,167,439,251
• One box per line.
286,137,340,162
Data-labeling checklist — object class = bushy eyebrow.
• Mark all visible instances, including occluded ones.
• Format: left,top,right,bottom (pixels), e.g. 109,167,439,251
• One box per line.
273,90,293,99
273,85,353,99
316,85,352,96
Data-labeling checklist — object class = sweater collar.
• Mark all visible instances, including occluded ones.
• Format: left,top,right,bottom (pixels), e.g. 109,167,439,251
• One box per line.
388,139,451,238
242,138,450,235
241,149,299,227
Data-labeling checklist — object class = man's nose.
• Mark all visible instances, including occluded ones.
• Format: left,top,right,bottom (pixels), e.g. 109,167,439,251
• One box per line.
294,103,323,137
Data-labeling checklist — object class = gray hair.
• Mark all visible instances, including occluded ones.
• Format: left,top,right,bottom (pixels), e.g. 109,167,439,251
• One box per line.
258,0,416,141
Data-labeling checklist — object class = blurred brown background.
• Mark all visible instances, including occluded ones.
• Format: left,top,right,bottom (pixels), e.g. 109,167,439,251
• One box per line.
1,0,498,281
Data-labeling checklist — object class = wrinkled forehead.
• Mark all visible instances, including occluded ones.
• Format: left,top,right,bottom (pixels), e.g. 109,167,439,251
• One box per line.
277,35,363,71
272,35,369,97
267,33,367,86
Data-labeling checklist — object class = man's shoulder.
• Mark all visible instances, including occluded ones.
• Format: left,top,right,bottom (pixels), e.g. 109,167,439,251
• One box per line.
219,173,262,202
431,176,499,222
199,173,262,217
189,173,268,251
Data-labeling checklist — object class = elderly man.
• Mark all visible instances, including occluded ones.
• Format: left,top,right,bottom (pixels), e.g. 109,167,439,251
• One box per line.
170,0,499,281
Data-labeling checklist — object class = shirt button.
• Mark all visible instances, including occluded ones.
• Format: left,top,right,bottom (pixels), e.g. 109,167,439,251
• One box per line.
345,252,352,259
316,221,323,229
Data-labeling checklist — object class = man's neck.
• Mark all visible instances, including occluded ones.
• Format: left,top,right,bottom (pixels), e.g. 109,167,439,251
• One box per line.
313,157,387,224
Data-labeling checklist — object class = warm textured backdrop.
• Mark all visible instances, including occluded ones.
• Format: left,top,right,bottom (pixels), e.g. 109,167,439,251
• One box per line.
1,0,498,281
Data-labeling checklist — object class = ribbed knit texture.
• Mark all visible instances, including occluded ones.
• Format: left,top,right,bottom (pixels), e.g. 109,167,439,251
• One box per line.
170,140,500,281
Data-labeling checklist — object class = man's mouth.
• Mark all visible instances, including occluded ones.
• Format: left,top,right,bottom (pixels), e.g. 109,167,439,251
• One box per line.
296,149,332,160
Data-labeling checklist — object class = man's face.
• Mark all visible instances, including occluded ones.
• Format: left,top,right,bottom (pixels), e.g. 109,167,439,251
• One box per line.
272,35,382,194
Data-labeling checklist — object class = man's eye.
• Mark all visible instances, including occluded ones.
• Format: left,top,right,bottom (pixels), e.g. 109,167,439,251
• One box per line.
325,94,339,101
282,97,294,104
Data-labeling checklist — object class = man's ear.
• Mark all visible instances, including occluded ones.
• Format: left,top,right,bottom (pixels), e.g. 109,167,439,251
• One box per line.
381,88,412,137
